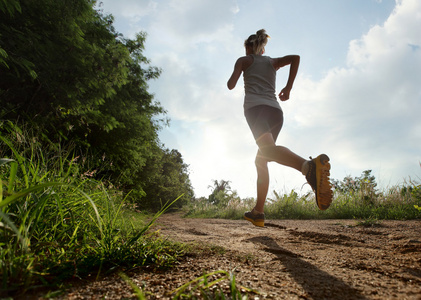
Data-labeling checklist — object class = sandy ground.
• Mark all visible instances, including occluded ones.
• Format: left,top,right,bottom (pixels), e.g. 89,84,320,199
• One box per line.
24,213,421,299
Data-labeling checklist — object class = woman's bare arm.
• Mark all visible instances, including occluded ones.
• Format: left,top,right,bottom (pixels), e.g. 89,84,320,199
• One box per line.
227,56,253,90
273,55,300,101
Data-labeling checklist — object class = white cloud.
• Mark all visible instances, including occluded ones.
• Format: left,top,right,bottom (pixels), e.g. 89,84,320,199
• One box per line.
287,0,421,190
98,0,158,22
142,0,238,52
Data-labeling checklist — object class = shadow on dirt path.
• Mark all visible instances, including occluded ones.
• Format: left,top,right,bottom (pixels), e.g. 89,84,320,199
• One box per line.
154,215,421,299
248,235,368,299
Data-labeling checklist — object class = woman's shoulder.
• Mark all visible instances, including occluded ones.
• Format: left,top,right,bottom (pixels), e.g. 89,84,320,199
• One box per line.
237,55,254,62
236,55,254,71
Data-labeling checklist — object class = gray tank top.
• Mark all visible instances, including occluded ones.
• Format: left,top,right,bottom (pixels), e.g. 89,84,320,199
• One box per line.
243,55,281,111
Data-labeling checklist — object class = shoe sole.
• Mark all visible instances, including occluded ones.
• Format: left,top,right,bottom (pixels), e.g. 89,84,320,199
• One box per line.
314,154,332,210
244,215,265,227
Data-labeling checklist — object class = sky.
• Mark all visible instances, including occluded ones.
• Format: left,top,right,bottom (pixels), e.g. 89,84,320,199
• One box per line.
97,0,421,199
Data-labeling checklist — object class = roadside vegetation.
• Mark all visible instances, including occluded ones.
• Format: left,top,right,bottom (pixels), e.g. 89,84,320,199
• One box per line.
0,129,187,296
186,173,421,221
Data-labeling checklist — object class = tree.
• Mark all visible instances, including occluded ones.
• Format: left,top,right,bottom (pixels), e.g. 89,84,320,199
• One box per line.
139,148,194,211
0,0,191,208
0,0,34,78
208,180,232,206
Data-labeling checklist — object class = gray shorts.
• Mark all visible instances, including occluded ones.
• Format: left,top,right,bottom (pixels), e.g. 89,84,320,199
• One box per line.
244,105,284,141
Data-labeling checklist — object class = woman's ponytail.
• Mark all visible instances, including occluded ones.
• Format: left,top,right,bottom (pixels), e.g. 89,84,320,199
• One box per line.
244,29,269,55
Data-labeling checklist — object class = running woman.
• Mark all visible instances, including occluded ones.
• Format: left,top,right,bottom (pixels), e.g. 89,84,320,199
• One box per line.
227,29,332,227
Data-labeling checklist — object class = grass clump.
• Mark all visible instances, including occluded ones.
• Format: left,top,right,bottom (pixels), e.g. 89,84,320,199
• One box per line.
171,269,257,300
0,129,185,297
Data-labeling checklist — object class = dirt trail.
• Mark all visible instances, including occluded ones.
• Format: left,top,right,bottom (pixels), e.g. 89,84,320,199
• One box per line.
57,214,420,299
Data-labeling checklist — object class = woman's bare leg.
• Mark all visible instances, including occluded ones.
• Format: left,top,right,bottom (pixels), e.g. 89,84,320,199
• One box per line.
254,151,269,213
253,132,306,213
257,132,305,171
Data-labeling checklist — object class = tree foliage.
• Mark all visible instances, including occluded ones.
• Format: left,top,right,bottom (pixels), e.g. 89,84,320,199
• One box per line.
0,0,193,210
332,170,378,205
139,148,194,210
208,179,232,206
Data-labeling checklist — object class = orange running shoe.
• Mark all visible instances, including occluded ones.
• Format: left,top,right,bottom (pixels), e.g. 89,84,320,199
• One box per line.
244,210,265,227
305,154,333,210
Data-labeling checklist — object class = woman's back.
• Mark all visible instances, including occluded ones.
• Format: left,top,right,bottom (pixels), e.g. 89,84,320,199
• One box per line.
243,54,279,111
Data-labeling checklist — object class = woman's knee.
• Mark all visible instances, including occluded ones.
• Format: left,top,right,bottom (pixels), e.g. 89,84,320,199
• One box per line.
259,145,278,161
255,153,268,169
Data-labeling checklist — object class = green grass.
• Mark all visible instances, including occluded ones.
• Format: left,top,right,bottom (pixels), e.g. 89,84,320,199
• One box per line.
0,129,185,297
185,180,421,221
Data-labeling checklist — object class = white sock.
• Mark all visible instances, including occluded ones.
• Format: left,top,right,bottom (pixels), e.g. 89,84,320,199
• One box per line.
301,160,310,176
